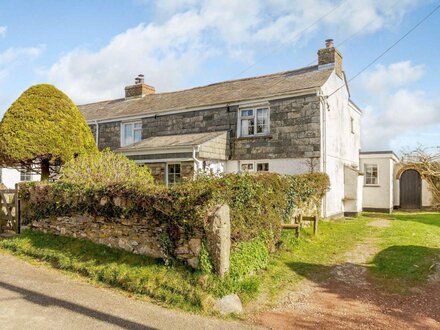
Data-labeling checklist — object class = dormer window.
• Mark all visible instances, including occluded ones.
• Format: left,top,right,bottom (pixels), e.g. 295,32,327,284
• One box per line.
239,107,269,137
122,122,142,147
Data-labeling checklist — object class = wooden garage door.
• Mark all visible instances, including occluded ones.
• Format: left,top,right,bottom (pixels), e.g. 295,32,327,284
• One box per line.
400,169,422,209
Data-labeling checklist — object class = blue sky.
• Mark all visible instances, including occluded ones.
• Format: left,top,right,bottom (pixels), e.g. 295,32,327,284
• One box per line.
1,0,439,152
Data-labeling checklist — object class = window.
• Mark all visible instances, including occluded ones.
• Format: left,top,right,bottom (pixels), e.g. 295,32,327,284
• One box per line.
239,107,269,137
167,163,181,185
240,163,254,172
350,117,355,134
257,163,269,172
20,170,32,182
122,122,142,146
0,168,2,183
364,164,378,185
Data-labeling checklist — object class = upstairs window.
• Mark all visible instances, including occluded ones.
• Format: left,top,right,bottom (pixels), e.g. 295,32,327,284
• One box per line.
122,122,142,147
239,107,269,137
350,117,355,134
20,170,32,182
364,164,378,185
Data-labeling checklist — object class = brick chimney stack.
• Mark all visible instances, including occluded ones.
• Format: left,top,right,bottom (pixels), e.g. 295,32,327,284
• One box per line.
317,39,343,78
125,74,155,100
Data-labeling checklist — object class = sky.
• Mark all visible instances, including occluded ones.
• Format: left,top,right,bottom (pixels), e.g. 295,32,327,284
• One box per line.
0,0,439,153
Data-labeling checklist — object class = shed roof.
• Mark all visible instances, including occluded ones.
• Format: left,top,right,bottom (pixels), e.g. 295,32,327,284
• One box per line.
79,65,333,121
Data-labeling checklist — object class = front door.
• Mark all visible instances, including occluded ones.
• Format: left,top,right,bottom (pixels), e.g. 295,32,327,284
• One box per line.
400,169,422,209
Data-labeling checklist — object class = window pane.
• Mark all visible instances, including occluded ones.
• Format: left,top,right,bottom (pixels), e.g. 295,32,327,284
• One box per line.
124,124,133,145
256,108,269,134
134,129,142,143
241,109,253,117
241,118,254,136
134,123,142,129
364,164,378,185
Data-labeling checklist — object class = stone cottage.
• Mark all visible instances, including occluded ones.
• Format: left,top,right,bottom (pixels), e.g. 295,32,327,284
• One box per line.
79,39,362,218
1,40,433,215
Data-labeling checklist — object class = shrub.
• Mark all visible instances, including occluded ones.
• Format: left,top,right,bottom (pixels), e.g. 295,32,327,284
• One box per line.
59,149,154,189
0,84,97,180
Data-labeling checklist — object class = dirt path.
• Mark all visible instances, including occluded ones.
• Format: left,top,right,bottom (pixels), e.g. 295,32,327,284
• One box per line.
253,219,440,330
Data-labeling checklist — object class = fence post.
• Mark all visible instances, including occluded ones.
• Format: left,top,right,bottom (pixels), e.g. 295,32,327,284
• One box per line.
15,183,20,234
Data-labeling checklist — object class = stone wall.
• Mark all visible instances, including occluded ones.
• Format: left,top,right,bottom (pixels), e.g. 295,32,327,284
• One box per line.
94,94,321,160
31,205,231,275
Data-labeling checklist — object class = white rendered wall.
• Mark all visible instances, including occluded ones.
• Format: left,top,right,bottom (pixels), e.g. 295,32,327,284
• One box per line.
0,168,40,189
320,71,361,217
360,156,394,210
422,180,433,207
225,158,315,175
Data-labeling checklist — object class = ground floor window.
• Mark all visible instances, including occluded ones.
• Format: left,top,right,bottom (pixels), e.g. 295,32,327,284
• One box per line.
240,163,254,172
167,163,181,185
257,163,269,172
364,164,378,185
240,162,269,172
20,170,33,182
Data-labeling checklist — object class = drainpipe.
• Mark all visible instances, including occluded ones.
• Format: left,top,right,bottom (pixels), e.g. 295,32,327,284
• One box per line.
94,120,99,148
319,91,328,218
192,145,202,177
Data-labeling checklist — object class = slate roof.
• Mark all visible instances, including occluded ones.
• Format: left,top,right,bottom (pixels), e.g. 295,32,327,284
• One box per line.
79,65,333,122
116,131,227,153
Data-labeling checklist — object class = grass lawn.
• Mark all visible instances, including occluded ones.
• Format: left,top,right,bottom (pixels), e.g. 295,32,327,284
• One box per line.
0,212,439,314
366,212,440,293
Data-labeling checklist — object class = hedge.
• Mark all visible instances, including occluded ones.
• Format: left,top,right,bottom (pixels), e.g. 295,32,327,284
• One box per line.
20,172,329,251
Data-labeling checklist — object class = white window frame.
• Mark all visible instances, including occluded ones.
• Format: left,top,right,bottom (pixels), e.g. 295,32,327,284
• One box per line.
256,162,269,172
166,163,182,186
121,121,142,147
240,162,254,172
364,164,379,186
239,161,269,173
238,107,270,137
20,170,33,182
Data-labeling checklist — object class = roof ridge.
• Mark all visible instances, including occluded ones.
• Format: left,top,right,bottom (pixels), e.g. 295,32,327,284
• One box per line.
78,65,320,107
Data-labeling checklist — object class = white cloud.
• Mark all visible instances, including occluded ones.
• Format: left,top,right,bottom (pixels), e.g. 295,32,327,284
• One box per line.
0,46,44,66
360,61,425,94
46,0,424,104
0,26,6,38
360,61,440,150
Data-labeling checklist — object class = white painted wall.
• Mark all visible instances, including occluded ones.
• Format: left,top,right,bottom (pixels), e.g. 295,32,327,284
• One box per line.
320,71,362,217
422,180,433,207
0,168,40,189
225,158,314,175
360,156,395,211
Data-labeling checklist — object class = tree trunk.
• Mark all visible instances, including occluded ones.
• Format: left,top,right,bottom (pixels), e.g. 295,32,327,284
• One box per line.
41,159,50,181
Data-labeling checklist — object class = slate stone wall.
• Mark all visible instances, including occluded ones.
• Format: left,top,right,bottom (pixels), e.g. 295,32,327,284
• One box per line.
31,205,231,275
93,94,321,160
98,121,121,150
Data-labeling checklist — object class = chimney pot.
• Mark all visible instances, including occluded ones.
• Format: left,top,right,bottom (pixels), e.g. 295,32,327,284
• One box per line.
325,38,334,48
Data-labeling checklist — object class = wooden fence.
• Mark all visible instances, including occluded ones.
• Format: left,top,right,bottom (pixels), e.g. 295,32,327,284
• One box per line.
0,184,21,234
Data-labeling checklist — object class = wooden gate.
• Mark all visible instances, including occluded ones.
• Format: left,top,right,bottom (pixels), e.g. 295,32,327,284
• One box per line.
400,169,422,209
0,185,20,234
